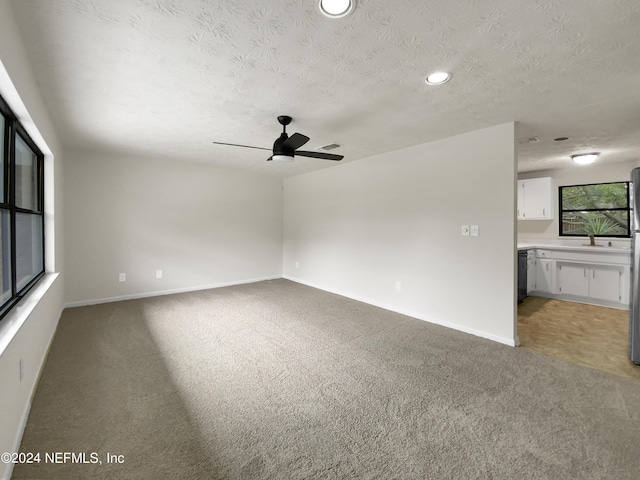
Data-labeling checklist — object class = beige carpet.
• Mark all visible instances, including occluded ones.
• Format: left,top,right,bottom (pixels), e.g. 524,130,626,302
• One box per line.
13,279,640,479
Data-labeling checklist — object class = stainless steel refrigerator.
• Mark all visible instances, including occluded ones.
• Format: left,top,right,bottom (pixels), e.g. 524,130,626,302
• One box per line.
630,168,640,364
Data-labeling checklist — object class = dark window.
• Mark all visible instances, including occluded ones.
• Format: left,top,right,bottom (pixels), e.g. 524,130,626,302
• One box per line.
559,182,630,237
0,94,45,320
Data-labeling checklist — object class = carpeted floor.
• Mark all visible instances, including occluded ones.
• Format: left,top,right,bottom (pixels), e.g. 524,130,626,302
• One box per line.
13,279,640,479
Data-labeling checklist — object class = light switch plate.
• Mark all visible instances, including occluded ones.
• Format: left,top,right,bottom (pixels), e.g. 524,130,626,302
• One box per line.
471,225,479,236
461,225,470,236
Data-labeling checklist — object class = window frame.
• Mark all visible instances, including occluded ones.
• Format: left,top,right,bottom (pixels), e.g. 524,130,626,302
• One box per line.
558,181,631,238
0,93,45,320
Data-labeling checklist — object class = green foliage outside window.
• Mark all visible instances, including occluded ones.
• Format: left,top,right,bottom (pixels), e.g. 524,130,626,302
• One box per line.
559,182,630,237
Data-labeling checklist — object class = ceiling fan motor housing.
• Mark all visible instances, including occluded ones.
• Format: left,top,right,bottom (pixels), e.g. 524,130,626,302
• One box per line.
273,132,294,158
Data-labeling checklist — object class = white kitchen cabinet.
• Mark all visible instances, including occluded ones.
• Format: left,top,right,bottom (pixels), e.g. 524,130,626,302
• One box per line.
535,258,554,293
517,244,629,307
527,251,536,293
517,182,525,220
589,265,623,302
557,262,624,303
557,264,589,297
517,177,554,220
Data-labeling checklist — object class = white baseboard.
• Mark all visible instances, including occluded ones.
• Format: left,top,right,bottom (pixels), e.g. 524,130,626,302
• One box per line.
284,275,517,347
64,276,283,308
528,291,629,310
64,274,518,344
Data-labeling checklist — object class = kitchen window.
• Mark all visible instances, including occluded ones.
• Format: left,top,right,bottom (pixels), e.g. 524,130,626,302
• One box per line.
0,93,45,320
559,182,630,237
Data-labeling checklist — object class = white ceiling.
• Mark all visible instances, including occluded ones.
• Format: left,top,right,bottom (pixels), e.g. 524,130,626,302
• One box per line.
9,0,640,177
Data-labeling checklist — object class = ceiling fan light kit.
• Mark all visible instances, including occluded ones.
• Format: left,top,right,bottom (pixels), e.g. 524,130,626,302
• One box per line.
271,155,295,163
319,0,355,18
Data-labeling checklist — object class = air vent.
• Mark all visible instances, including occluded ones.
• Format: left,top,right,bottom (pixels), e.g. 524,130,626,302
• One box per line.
518,137,539,145
319,143,341,151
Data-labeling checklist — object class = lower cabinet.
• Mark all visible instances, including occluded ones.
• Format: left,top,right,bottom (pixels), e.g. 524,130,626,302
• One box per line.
557,264,589,297
526,251,536,293
557,263,623,303
523,247,629,308
535,258,553,293
589,265,624,302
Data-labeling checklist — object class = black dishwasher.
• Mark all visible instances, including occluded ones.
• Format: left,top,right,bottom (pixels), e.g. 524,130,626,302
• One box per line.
517,250,527,303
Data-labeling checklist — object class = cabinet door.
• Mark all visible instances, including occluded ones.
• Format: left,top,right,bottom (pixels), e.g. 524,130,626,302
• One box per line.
589,265,622,302
557,263,589,297
517,180,525,220
522,177,553,219
535,259,553,293
527,258,536,292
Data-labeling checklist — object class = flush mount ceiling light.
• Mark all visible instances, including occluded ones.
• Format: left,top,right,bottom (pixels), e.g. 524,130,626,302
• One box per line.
425,71,452,85
319,0,355,18
571,152,599,165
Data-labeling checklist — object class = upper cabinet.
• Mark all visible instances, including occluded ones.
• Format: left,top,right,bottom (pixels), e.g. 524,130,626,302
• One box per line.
517,177,554,220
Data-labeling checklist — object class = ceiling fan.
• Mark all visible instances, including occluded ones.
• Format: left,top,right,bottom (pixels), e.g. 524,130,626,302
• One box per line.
212,116,344,163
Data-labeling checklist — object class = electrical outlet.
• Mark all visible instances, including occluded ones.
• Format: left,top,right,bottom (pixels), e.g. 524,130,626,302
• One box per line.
471,225,479,236
295,261,299,268
19,357,24,382
118,273,126,282
395,281,402,292
155,269,163,279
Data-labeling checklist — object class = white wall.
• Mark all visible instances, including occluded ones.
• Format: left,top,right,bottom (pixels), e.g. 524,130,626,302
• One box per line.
518,159,640,239
0,1,65,478
64,150,283,304
283,123,517,345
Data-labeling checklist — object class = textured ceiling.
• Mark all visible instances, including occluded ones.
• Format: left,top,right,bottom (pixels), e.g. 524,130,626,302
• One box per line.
8,0,640,177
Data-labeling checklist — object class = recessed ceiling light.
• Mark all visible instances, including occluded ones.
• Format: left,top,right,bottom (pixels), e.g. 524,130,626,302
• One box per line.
319,0,355,18
571,153,599,165
554,137,569,141
425,71,451,85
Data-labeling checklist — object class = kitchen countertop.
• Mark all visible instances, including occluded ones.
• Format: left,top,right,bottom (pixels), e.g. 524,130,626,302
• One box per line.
517,243,631,254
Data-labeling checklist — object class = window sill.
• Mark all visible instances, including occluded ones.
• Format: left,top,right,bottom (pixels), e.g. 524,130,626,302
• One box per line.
0,272,59,357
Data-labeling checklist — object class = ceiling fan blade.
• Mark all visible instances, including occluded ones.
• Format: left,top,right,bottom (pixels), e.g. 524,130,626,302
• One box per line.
295,150,344,161
212,141,271,151
283,133,310,151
